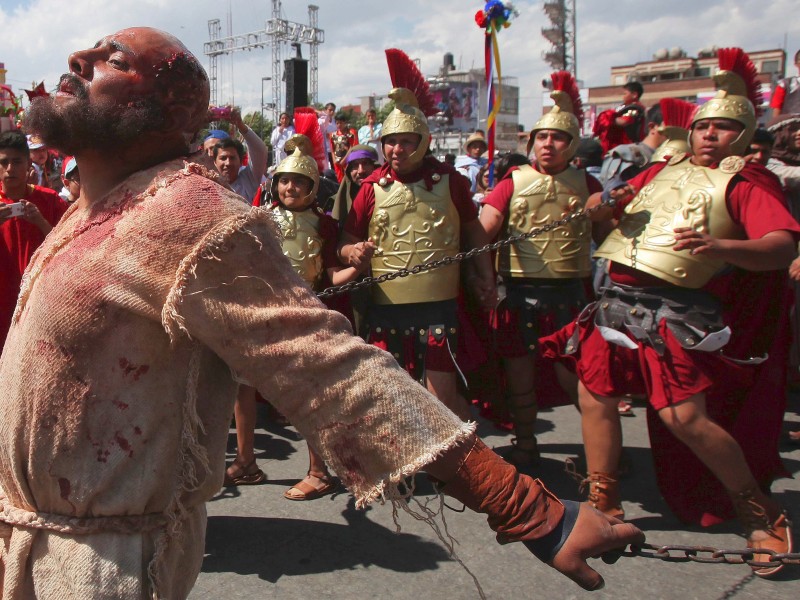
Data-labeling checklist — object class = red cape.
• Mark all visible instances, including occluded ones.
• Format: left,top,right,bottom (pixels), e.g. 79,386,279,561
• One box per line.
647,161,792,525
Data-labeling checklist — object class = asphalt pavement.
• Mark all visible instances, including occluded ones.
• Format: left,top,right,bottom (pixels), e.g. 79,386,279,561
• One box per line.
190,394,800,600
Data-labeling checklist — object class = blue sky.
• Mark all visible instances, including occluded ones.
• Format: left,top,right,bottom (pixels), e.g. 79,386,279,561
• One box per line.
1,0,798,129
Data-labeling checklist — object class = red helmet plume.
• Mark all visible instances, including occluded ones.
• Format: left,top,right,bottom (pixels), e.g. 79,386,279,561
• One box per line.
292,107,327,174
550,70,583,122
385,48,437,117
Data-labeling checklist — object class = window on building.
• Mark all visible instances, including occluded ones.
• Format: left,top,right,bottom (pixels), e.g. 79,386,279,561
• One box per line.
694,67,710,77
761,60,780,74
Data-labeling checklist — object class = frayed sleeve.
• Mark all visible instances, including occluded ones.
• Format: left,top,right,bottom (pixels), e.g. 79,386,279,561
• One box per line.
163,208,473,505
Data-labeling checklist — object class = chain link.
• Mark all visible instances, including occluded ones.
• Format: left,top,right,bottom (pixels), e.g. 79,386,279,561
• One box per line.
316,199,615,299
624,542,800,569
317,199,800,576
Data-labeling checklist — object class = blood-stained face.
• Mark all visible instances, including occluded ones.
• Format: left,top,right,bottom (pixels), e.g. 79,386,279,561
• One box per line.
25,28,209,155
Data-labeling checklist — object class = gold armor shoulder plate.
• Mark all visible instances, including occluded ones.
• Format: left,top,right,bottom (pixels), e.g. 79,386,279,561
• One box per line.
594,161,744,288
271,205,324,288
719,156,745,174
496,164,592,279
369,174,460,304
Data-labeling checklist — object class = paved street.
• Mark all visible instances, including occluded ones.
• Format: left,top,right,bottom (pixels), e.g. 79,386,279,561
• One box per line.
191,395,800,600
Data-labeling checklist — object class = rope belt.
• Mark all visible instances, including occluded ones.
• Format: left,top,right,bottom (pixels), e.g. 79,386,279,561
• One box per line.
0,495,167,537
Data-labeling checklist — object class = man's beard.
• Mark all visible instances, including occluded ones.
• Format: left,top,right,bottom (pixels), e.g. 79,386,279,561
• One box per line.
24,75,166,155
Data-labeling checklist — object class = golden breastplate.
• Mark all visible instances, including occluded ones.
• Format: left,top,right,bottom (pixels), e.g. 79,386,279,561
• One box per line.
369,175,460,304
497,165,592,279
272,205,323,287
594,155,744,288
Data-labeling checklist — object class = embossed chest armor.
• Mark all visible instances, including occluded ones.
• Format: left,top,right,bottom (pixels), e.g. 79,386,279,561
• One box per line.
497,164,591,279
593,155,744,288
271,205,323,288
369,174,460,304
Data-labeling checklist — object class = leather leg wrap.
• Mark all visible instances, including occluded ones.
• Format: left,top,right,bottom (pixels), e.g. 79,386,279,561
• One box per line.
439,439,565,544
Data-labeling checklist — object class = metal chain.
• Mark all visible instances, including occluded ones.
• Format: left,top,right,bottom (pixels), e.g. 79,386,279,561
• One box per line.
316,199,615,299
624,542,800,569
319,200,800,576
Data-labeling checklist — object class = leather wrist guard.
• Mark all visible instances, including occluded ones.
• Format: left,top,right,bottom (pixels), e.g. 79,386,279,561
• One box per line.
438,439,566,546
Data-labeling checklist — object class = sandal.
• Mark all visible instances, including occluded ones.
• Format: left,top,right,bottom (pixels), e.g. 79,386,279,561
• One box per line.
503,436,540,468
284,472,339,501
223,459,267,486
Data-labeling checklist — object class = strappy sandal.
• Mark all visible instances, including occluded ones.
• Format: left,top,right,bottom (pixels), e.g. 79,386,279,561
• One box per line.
284,472,339,501
565,458,624,520
503,436,540,468
223,459,267,486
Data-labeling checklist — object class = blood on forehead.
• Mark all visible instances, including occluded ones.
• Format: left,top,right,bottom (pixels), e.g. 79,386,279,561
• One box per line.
152,51,208,102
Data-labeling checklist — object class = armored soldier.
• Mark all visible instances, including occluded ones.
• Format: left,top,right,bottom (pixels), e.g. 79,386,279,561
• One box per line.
543,48,796,576
479,71,602,467
340,49,496,421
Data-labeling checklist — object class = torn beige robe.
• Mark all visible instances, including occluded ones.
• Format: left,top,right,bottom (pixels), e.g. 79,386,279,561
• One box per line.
0,160,472,599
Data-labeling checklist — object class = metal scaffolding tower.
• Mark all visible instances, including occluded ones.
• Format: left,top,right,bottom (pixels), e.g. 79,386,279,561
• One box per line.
203,1,324,124
541,0,577,77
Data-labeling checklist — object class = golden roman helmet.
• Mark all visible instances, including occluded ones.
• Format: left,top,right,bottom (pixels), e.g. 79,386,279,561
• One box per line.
691,48,762,156
528,71,583,161
271,134,320,205
381,48,438,167
651,98,696,162
381,87,431,165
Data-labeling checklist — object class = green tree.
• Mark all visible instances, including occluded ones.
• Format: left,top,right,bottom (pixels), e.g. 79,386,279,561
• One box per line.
243,111,273,143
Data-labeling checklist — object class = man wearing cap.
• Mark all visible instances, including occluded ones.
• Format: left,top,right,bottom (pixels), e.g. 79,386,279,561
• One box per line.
202,128,230,157
454,131,488,192
58,156,80,203
479,71,601,468
0,130,68,347
543,49,795,576
26,134,59,191
3,29,643,598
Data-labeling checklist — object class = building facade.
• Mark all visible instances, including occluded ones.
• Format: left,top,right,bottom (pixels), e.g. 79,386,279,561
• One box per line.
585,47,786,127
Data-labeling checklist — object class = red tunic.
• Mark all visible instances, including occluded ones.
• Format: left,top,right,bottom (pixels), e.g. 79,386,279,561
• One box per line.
0,185,68,346
344,157,481,376
482,167,602,408
541,161,800,524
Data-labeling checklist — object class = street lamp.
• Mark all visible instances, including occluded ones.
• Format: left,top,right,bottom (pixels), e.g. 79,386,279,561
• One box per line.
260,77,272,139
